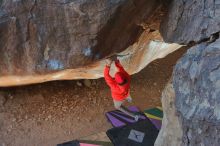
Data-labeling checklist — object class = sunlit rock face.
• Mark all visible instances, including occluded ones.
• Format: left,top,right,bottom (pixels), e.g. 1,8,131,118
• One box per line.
154,82,183,146
0,0,182,86
0,37,181,86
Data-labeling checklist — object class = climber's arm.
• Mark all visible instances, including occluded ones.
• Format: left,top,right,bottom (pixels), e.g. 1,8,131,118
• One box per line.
104,61,117,87
115,59,130,80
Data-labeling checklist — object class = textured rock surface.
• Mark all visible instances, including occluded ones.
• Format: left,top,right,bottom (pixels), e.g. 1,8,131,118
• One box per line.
156,39,220,146
0,38,182,87
173,39,220,146
158,1,220,145
0,0,160,75
160,0,220,44
0,0,184,86
155,82,183,146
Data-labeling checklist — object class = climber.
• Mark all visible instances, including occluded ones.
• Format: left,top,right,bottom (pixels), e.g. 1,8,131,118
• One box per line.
104,57,140,121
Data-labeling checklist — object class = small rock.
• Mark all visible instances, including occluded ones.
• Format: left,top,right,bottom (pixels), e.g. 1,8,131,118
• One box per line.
0,94,6,106
93,98,97,104
83,79,91,88
52,101,57,105
7,125,13,132
36,121,42,126
30,94,44,103
76,81,82,87
12,118,16,122
48,115,52,119
8,94,14,100
66,131,71,135
62,107,67,112
17,119,23,123
63,98,67,103
24,115,28,120
92,80,97,86
153,82,157,86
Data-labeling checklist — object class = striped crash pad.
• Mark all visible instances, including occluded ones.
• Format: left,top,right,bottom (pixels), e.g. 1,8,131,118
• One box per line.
144,107,163,130
105,106,147,127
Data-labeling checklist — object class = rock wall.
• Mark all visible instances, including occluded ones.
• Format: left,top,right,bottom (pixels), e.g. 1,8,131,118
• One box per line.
0,0,183,86
154,82,183,146
156,39,220,146
160,0,220,44
0,0,160,75
156,0,220,145
173,39,220,146
0,38,181,87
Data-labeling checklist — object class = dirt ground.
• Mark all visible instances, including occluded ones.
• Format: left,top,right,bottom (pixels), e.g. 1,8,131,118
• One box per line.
0,48,187,146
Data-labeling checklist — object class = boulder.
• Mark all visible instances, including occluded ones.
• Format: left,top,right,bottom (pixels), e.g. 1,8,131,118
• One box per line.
0,39,181,87
155,82,183,146
156,39,220,146
0,0,182,86
160,0,220,44
0,0,160,75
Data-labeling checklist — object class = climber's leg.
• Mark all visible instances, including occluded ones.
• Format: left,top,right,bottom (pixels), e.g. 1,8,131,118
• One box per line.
113,99,139,121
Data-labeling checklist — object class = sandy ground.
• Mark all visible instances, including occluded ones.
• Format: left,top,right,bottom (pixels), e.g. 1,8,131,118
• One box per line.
0,48,187,146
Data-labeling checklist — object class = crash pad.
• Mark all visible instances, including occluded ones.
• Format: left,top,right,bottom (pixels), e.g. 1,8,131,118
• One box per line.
79,140,113,146
80,143,100,146
106,119,159,146
57,140,112,146
105,106,147,127
57,140,80,146
144,107,163,130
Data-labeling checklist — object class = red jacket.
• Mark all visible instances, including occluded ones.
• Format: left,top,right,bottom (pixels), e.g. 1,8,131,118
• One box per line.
104,60,131,101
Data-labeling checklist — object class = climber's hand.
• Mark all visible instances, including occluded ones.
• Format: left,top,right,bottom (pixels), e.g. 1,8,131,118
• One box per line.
106,59,113,66
110,55,118,61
